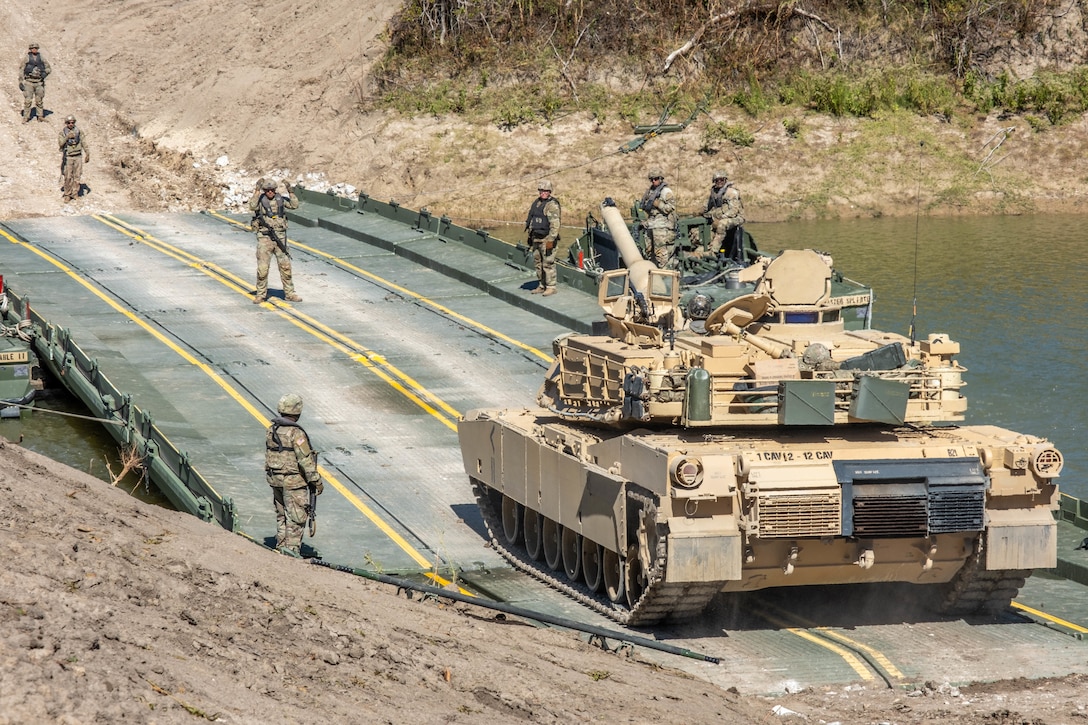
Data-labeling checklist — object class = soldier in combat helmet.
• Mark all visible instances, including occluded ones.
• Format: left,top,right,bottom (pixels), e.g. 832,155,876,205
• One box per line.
524,179,561,296
265,393,324,557
249,178,301,303
58,115,89,203
639,169,677,267
18,42,51,123
703,170,746,262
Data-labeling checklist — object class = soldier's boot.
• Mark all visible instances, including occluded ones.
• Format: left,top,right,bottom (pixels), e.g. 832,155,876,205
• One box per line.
276,546,302,558
252,294,266,304
542,287,557,297
284,292,302,302
531,285,546,294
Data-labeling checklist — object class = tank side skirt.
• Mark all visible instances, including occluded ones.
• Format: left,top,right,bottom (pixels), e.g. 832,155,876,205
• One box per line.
472,479,722,626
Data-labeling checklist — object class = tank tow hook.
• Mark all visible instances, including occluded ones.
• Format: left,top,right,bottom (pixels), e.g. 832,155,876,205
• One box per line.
783,545,800,575
920,539,938,571
855,544,875,570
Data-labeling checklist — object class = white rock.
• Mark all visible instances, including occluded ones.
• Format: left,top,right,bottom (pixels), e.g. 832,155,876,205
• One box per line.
216,155,230,167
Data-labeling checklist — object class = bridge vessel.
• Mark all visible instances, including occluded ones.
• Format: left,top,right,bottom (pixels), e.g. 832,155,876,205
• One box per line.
0,275,43,419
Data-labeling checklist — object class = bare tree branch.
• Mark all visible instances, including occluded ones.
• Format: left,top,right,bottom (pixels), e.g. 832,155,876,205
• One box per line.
663,2,841,73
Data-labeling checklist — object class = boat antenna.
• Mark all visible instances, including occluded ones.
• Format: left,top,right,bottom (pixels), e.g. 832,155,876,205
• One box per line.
909,140,923,345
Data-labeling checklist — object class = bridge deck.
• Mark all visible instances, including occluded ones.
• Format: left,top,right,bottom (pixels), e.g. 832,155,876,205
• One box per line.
3,205,1087,694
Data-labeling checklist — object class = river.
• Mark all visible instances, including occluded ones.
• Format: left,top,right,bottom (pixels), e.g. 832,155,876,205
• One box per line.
6,213,1085,502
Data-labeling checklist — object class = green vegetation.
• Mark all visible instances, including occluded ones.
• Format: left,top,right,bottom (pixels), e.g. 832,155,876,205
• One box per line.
373,1,1087,130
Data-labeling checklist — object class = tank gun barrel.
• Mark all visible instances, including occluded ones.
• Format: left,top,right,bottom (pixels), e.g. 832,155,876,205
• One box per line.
600,199,655,296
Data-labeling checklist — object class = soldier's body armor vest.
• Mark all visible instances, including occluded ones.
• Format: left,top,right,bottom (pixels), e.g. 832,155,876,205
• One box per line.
257,194,286,219
705,182,733,212
525,197,559,238
23,54,46,80
63,129,84,157
640,184,666,215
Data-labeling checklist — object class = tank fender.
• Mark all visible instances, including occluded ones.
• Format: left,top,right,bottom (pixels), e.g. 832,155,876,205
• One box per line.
666,516,743,582
984,508,1057,570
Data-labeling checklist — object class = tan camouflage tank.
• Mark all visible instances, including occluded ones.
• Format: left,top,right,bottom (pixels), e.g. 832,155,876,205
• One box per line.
458,202,1061,626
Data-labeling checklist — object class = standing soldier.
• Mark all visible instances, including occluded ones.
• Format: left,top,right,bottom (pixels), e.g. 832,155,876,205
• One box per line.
18,42,51,123
524,179,561,297
703,170,746,261
58,115,89,203
639,169,677,267
249,178,301,303
265,393,323,557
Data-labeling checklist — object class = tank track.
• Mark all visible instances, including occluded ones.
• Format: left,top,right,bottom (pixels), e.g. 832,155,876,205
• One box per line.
935,537,1030,616
473,481,721,627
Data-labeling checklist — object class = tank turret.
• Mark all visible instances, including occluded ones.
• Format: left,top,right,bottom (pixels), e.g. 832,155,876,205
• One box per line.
459,202,1060,626
539,201,964,429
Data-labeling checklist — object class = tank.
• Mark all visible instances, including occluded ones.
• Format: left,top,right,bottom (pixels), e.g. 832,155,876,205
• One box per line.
0,275,43,418
458,203,1061,626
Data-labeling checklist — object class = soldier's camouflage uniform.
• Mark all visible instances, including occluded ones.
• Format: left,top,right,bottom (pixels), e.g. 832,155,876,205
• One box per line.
265,417,321,555
704,177,745,259
18,46,50,122
249,183,301,302
58,121,89,202
525,191,561,294
639,178,677,267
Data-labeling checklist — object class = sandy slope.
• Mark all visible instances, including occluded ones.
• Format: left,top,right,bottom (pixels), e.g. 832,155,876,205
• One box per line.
5,0,1088,228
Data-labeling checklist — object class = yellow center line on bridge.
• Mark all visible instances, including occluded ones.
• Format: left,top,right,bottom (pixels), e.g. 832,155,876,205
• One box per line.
204,209,554,364
93,213,461,429
752,610,875,682
754,597,905,681
1012,601,1088,634
3,222,443,576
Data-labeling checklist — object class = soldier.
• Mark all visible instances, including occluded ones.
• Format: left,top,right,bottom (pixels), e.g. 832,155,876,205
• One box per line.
524,180,562,296
58,115,89,203
703,170,746,262
18,42,51,123
639,169,677,267
265,393,323,557
249,178,301,303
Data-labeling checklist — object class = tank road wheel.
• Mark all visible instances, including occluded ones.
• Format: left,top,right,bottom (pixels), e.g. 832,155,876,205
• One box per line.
561,527,583,582
523,508,544,561
542,518,563,571
603,548,625,603
625,544,648,609
581,539,604,593
501,496,522,546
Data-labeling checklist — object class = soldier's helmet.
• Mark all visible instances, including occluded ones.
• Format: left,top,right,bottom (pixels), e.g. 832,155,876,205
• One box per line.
29,43,39,50
713,170,728,181
648,169,665,180
64,115,75,122
537,180,553,192
262,179,277,190
277,393,304,416
686,293,715,321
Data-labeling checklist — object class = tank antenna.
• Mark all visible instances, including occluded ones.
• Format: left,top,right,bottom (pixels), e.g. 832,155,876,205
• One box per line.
909,140,924,345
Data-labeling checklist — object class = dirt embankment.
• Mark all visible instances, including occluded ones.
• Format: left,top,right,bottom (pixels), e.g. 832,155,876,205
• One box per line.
3,439,1088,723
4,1,1088,230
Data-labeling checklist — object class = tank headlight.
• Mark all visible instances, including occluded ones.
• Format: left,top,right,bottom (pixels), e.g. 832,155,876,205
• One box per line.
1031,447,1063,478
670,457,704,489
